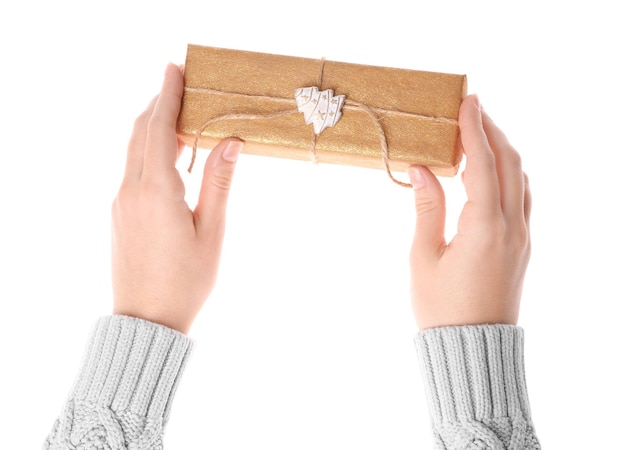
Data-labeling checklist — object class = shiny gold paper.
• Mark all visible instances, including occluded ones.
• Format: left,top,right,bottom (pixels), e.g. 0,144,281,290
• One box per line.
177,44,467,177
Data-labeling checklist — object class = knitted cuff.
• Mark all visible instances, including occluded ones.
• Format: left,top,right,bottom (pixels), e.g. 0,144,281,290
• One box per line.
414,324,532,427
68,315,194,427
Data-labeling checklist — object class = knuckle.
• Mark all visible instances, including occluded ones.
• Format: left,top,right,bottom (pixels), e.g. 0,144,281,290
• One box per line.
133,110,151,133
146,113,163,133
510,226,530,248
473,214,531,261
139,177,169,201
486,216,508,239
474,216,507,249
504,223,531,257
111,183,137,217
113,183,131,204
481,151,498,173
210,170,233,192
415,196,441,216
147,109,174,134
508,147,523,169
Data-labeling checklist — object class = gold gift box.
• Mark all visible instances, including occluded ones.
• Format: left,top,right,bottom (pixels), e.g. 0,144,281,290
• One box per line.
177,44,467,179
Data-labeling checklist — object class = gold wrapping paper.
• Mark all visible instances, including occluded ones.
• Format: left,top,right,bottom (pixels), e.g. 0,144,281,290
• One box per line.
177,44,467,177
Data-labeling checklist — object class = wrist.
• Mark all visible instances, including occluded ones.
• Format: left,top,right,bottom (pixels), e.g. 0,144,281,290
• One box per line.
112,306,192,334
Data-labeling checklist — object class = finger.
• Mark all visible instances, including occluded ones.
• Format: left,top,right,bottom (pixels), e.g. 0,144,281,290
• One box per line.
408,165,447,262
143,63,184,176
458,95,501,217
194,138,243,237
481,108,525,224
124,95,158,181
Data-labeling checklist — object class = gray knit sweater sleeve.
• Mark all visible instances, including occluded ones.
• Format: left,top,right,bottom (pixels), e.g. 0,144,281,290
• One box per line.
44,318,540,449
414,324,541,449
43,315,193,450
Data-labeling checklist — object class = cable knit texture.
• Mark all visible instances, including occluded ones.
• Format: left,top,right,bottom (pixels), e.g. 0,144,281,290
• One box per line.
44,315,193,449
414,324,541,449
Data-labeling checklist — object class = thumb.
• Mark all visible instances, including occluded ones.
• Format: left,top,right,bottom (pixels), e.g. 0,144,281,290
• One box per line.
408,165,446,259
194,138,243,235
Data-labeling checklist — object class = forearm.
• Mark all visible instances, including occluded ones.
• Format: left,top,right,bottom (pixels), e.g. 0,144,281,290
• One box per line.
44,315,193,449
414,324,541,449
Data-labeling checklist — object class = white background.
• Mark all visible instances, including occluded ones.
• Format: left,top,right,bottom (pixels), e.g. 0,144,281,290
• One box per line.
1,1,624,448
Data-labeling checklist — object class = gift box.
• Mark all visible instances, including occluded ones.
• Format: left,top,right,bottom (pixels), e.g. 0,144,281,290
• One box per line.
176,44,467,184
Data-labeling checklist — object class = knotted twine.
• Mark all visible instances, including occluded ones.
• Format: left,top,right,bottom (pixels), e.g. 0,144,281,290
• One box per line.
186,58,458,188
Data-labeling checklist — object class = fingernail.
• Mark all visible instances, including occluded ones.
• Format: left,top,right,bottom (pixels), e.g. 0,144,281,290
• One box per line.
408,166,426,190
165,62,177,77
222,139,243,163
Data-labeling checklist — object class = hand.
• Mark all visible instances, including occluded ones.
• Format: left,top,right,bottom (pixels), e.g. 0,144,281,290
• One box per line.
111,64,243,334
408,94,531,330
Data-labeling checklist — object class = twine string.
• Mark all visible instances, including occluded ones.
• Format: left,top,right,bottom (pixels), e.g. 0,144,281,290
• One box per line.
308,57,327,164
188,109,296,175
187,59,457,187
345,100,412,188
316,57,326,87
